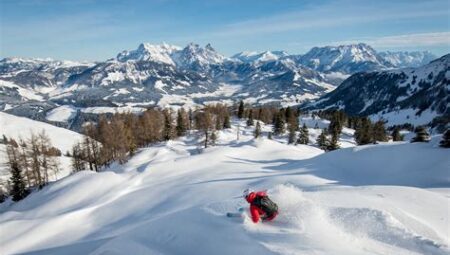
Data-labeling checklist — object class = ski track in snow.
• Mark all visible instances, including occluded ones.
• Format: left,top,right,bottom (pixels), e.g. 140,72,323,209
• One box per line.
0,114,448,255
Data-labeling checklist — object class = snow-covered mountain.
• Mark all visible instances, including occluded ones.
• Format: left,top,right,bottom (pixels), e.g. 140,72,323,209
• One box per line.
1,116,448,254
1,43,339,118
0,57,94,88
308,54,449,126
172,43,225,70
231,50,289,65
297,43,393,74
379,51,437,68
116,43,181,65
117,42,224,70
0,58,93,105
296,43,437,75
0,42,445,126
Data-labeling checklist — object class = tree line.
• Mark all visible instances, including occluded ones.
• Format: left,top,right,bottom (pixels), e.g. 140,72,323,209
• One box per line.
3,131,61,202
3,102,448,203
70,105,234,173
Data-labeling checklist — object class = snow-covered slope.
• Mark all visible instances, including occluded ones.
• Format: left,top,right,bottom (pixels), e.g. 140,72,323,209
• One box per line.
0,112,84,150
0,118,448,255
308,54,449,126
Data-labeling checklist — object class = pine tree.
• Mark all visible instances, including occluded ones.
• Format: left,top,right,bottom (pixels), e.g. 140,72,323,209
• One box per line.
328,113,343,137
7,141,28,201
247,109,254,126
273,111,285,135
392,127,403,141
372,120,387,143
287,116,297,144
10,161,28,201
163,109,173,141
188,108,194,130
327,131,340,151
317,129,329,151
439,129,450,148
254,121,261,138
223,114,231,129
0,189,6,204
411,126,430,143
297,123,309,144
355,117,373,145
238,101,244,119
176,108,187,137
285,107,292,123
288,126,296,144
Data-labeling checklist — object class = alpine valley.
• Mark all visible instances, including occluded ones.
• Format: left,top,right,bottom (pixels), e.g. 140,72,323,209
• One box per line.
0,42,448,129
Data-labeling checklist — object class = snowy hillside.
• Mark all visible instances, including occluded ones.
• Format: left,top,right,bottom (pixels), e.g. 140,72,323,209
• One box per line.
308,54,449,127
0,117,448,255
0,112,86,186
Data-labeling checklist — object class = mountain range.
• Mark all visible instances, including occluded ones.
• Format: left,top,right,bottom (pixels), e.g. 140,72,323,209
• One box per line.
307,54,449,128
0,42,446,127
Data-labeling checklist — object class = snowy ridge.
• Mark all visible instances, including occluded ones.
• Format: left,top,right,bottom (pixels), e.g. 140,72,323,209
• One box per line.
117,43,181,65
298,43,392,74
116,42,225,68
172,43,225,68
0,117,448,255
379,51,437,68
308,54,449,126
231,50,289,65
0,57,94,71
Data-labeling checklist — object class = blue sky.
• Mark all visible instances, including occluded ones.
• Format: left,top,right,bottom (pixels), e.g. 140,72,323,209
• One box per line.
1,0,449,61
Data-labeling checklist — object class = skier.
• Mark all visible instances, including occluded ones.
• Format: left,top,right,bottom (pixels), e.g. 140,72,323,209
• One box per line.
243,188,278,223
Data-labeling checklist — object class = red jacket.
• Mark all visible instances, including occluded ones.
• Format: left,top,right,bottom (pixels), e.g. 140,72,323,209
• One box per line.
245,191,278,223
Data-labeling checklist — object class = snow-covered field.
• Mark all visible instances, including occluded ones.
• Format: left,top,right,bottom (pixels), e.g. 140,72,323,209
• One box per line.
370,108,439,127
0,115,448,255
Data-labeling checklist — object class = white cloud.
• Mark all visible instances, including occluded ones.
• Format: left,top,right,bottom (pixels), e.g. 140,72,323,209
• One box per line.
367,32,450,48
211,0,448,37
324,32,450,48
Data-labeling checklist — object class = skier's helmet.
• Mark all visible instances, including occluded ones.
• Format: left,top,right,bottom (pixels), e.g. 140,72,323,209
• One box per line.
243,188,253,198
